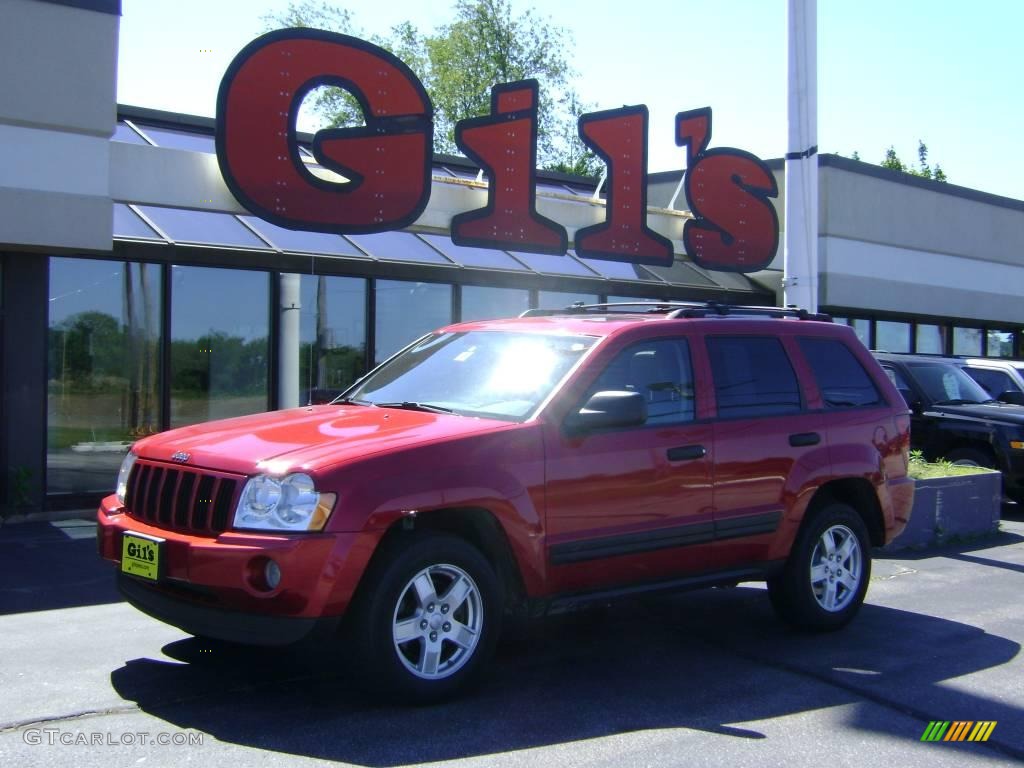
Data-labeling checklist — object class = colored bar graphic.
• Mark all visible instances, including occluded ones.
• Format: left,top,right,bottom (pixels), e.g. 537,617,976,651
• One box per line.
920,720,996,742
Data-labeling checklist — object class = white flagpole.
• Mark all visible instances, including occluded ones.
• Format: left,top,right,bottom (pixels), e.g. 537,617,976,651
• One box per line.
783,0,818,312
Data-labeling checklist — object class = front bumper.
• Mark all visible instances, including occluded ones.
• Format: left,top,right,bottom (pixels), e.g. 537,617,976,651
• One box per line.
98,494,380,642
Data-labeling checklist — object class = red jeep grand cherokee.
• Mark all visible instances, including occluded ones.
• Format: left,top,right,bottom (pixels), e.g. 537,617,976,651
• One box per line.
98,302,913,701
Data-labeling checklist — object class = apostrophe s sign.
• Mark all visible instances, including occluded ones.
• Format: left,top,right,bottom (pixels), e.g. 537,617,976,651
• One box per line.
676,107,779,273
216,29,433,234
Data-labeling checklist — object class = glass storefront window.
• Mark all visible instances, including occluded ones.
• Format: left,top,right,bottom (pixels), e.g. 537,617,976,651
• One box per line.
375,280,452,363
875,321,910,353
538,290,600,309
916,324,947,354
954,327,983,356
47,258,162,494
297,275,367,403
849,318,871,348
461,286,530,321
986,330,1014,358
170,266,269,427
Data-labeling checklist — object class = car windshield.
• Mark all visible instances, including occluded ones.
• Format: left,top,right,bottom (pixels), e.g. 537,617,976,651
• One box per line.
905,362,993,404
338,330,598,421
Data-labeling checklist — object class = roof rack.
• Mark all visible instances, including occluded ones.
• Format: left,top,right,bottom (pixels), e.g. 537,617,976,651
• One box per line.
519,301,832,322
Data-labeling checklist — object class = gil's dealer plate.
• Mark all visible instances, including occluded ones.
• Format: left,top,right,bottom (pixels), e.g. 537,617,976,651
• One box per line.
121,532,164,581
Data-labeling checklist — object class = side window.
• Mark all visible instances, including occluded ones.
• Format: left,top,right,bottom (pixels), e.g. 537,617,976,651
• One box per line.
882,365,914,407
584,339,695,425
965,367,1018,396
798,338,883,408
707,336,801,417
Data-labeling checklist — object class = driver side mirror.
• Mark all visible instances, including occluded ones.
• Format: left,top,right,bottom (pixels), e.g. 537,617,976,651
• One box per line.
567,390,648,433
997,390,1024,406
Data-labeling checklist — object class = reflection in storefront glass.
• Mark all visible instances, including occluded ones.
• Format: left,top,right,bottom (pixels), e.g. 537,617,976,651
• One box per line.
297,275,367,403
987,330,1014,358
375,280,452,364
461,286,530,321
875,321,910,353
916,323,946,354
47,258,162,494
953,326,983,356
170,266,269,427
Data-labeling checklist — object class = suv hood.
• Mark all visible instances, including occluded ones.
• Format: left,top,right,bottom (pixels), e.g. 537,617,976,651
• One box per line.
131,405,517,476
925,401,1024,426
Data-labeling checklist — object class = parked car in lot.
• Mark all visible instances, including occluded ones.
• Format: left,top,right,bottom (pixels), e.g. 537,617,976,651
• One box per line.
98,302,913,702
873,352,1024,502
955,357,1024,405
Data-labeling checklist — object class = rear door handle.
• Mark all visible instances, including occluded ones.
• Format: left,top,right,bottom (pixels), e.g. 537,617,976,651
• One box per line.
667,445,706,461
789,432,821,447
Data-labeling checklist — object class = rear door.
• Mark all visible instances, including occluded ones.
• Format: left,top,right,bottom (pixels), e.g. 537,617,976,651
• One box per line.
707,334,829,565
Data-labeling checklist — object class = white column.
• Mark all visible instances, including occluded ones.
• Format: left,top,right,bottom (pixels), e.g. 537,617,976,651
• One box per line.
783,0,818,312
279,273,302,409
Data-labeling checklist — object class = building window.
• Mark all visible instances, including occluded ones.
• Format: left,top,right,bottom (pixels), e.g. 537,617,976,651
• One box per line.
953,327,983,356
986,330,1014,358
375,280,452,363
915,324,947,354
833,316,871,348
170,266,270,427
47,258,162,494
297,275,367,403
461,286,530,322
538,290,600,309
875,321,911,353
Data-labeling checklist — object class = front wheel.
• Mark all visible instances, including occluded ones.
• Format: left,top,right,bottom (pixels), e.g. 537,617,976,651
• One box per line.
347,533,503,703
768,502,871,631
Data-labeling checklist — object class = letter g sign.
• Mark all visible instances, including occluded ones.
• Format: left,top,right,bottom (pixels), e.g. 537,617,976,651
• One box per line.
216,29,434,234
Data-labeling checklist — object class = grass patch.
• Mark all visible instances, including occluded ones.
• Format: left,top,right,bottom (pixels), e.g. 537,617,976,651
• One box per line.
908,450,997,480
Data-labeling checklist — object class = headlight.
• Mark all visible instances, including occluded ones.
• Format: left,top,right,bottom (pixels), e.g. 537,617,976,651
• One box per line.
115,451,137,505
233,472,336,532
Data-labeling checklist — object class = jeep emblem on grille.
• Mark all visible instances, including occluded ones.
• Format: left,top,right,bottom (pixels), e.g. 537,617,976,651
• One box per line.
171,451,191,463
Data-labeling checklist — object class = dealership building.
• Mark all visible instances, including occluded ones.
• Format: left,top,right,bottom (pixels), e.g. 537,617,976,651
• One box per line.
3,0,1024,512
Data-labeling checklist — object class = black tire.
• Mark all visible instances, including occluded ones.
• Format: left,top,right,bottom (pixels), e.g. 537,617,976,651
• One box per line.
944,446,995,468
346,532,503,704
767,502,871,632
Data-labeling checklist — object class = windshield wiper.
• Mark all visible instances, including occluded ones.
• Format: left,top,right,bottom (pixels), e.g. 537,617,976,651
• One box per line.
333,397,373,406
373,401,456,414
933,399,982,406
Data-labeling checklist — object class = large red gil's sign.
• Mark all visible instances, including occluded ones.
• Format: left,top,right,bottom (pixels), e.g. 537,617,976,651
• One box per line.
216,29,779,272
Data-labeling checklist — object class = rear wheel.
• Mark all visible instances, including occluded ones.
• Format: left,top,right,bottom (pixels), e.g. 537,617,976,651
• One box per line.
945,446,995,468
347,533,502,703
768,502,871,631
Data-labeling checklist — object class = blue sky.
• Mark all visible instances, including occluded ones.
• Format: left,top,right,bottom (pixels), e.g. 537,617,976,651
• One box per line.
117,0,1024,201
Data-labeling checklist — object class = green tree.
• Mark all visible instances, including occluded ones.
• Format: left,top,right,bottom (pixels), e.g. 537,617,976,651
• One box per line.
879,140,947,182
263,0,600,175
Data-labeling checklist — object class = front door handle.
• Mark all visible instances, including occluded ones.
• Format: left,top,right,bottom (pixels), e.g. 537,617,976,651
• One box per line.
789,432,821,447
667,445,706,461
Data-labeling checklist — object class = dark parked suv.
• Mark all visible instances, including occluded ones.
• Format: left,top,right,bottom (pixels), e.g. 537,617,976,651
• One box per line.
873,352,1024,501
99,302,913,701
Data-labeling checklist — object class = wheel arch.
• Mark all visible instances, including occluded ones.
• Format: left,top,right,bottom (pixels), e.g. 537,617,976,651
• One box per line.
805,478,885,547
371,506,528,611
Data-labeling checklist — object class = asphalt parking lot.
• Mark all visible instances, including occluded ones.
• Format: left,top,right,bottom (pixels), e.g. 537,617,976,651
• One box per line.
1,512,1022,768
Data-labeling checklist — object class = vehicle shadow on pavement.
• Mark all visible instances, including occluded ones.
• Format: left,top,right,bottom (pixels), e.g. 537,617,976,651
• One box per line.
0,521,120,615
109,587,1024,765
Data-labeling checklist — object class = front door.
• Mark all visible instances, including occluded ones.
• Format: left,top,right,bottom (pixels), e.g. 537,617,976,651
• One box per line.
543,337,715,594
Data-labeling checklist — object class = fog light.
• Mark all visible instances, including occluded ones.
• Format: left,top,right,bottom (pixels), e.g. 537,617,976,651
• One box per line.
264,559,282,590
1011,441,1024,450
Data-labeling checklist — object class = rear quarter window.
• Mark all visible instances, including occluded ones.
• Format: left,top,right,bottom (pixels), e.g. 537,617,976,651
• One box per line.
799,337,884,408
707,336,802,417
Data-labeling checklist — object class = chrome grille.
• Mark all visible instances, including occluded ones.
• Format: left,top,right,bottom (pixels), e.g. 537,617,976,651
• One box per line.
125,460,241,534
